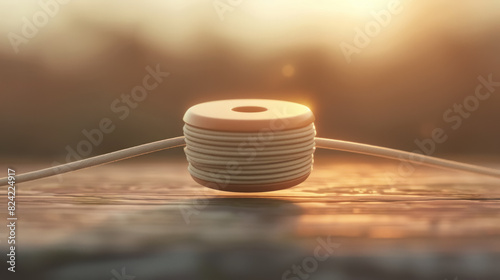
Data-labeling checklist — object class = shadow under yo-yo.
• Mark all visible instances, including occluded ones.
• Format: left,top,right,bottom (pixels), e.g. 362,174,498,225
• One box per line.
179,196,304,229
199,196,303,214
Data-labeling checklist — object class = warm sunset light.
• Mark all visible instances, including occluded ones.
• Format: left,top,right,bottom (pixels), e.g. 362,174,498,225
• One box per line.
1,0,500,279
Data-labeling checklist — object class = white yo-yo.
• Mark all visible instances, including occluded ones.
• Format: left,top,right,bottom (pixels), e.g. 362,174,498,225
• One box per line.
183,99,316,192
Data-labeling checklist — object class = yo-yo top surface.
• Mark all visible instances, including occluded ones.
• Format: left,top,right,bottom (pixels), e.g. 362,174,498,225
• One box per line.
183,99,314,132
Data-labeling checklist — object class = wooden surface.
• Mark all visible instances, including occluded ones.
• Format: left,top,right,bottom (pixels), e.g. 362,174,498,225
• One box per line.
1,155,500,279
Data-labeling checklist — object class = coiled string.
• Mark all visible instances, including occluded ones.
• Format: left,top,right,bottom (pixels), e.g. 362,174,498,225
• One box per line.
183,123,316,185
1,133,500,187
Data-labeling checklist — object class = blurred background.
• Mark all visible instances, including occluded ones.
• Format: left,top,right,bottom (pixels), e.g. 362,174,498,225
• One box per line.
2,1,500,280
1,0,499,161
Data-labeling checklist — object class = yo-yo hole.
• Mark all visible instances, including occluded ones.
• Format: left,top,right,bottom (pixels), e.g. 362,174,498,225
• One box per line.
232,106,268,113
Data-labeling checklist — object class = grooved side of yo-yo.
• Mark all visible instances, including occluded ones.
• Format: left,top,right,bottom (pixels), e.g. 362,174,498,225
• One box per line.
183,123,315,186
191,172,311,193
